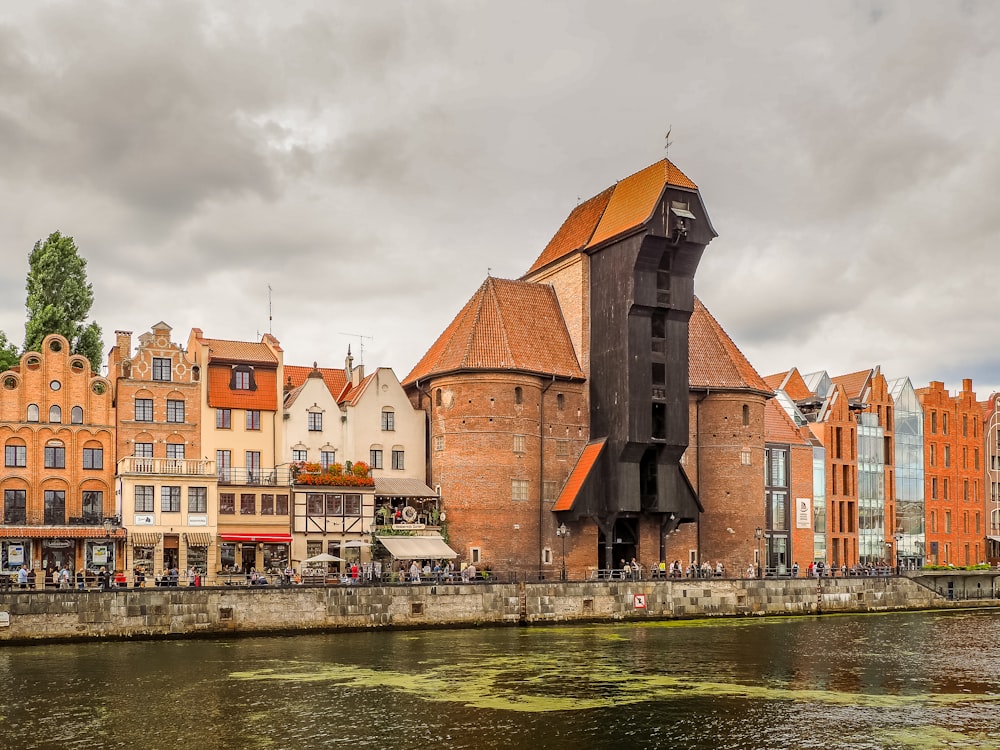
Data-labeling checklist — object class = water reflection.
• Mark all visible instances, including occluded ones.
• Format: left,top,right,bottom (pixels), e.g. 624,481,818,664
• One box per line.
2,609,999,749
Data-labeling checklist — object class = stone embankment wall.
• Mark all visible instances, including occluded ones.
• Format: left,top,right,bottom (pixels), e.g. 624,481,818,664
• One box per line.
0,576,994,644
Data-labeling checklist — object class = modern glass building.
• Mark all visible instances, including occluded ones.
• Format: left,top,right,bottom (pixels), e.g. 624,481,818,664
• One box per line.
888,376,925,568
857,411,886,564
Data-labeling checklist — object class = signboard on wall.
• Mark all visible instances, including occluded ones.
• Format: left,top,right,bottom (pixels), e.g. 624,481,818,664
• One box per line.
795,498,811,529
8,545,23,566
92,545,109,566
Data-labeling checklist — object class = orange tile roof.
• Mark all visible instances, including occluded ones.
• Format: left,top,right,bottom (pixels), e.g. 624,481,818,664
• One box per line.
553,439,605,512
764,398,810,445
204,338,278,365
830,368,873,399
526,159,699,274
403,277,585,385
340,371,378,406
207,365,279,410
689,297,772,393
284,364,349,401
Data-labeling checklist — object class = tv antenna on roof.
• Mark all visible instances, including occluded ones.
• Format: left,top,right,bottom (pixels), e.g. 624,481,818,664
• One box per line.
664,125,673,157
339,332,373,366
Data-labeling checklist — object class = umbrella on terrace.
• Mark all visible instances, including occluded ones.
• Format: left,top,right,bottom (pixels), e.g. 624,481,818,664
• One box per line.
303,553,343,563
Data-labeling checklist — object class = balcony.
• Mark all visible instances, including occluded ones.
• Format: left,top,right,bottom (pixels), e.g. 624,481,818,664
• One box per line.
217,466,293,487
118,457,216,476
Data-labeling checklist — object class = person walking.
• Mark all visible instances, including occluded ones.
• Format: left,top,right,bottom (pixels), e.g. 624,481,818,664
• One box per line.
17,564,28,589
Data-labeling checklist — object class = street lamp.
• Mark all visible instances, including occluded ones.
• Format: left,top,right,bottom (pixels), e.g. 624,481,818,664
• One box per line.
556,523,569,580
754,527,763,578
893,532,903,574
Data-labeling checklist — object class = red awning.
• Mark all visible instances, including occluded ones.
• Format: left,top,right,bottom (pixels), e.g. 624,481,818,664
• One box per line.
219,533,292,544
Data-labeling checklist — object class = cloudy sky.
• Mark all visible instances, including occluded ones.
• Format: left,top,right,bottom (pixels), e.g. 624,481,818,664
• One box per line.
2,1,998,398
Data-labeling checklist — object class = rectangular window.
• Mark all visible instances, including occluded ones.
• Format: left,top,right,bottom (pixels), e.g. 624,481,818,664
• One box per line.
370,449,383,469
83,447,104,470
135,398,153,422
470,547,481,564
930,444,936,467
556,440,569,457
543,481,558,502
767,448,787,487
152,357,172,381
930,412,937,434
276,494,289,515
320,450,335,469
513,434,526,453
944,478,950,500
5,445,26,467
512,479,529,501
392,450,405,470
83,490,103,522
161,486,181,512
44,490,65,525
344,494,361,516
308,412,323,431
188,487,207,513
292,449,307,462
740,449,752,466
240,493,256,515
434,435,444,451
44,446,66,469
219,492,235,514
134,442,153,458
931,477,938,500
166,399,185,423
4,489,27,524
326,494,343,516
217,450,232,482
307,493,324,515
233,369,251,390
382,410,395,431
261,494,274,515
945,511,951,533
135,486,154,512
216,409,232,429
944,445,951,468
166,443,185,460
246,410,261,431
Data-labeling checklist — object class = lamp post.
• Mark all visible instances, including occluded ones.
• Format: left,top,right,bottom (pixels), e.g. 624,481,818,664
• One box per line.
893,532,903,575
556,523,569,580
102,517,115,572
754,527,763,578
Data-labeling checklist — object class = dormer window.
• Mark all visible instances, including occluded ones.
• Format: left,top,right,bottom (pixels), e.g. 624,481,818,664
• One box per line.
231,365,256,391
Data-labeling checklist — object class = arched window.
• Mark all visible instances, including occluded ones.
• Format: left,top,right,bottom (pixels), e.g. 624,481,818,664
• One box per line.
435,389,442,407
742,404,750,427
27,404,39,422
49,405,62,423
71,406,84,424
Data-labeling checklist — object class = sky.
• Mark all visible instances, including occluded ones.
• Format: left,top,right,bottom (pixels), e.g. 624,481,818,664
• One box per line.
1,1,999,399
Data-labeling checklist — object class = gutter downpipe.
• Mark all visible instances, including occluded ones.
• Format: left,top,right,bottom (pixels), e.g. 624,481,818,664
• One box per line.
694,387,709,565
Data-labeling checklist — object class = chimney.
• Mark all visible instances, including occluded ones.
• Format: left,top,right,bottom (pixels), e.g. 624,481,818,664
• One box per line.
962,378,973,393
115,331,132,360
345,346,354,382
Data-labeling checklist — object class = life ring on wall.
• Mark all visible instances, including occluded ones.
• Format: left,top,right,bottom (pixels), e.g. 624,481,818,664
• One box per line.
401,506,418,523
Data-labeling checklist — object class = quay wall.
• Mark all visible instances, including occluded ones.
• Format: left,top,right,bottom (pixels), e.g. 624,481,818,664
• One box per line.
0,575,996,644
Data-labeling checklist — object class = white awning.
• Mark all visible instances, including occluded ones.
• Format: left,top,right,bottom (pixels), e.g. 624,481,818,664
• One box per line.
376,534,457,560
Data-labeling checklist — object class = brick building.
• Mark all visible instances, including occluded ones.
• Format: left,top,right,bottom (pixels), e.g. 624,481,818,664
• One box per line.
917,379,986,566
0,333,119,580
108,322,215,579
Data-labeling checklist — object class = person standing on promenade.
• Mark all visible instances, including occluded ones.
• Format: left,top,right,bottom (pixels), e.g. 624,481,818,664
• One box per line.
17,564,28,589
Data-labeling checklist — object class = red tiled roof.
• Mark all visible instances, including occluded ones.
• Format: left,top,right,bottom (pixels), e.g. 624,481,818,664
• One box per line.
830,369,873,399
403,277,585,385
204,338,278,365
526,159,699,275
689,297,772,394
340,371,378,406
764,398,810,445
285,365,349,401
553,439,605,512
207,365,279,410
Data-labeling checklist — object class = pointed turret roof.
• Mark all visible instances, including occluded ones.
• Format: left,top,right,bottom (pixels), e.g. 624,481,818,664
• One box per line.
688,297,772,394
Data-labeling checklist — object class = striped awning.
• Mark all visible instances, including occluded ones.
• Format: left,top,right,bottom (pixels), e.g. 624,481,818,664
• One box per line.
185,532,213,547
131,532,162,547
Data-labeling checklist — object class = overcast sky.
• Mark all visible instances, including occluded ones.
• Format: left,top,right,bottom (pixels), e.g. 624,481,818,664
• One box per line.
2,1,998,399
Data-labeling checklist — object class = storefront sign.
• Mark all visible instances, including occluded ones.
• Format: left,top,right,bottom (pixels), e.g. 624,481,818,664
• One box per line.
133,515,155,526
188,515,208,526
8,545,23,566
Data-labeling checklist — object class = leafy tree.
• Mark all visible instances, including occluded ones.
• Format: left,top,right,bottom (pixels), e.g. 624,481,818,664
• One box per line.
24,231,103,373
0,330,18,372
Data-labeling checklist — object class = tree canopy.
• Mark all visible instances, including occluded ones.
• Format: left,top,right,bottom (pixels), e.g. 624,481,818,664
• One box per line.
0,331,18,372
23,231,103,373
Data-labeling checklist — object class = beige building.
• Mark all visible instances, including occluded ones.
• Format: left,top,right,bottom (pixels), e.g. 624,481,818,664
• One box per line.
186,329,289,577
109,323,215,580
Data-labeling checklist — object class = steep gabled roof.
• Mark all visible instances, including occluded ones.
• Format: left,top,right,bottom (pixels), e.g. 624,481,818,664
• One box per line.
764,368,814,401
830,368,874,400
340,370,379,406
284,364,348,401
553,439,606,512
526,159,699,275
403,277,585,385
204,337,278,365
764,398,810,446
689,297,772,394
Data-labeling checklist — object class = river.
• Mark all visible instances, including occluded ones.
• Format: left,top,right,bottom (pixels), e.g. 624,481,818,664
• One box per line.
2,608,998,749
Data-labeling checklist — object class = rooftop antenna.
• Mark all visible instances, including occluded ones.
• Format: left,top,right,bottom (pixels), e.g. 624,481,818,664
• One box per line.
267,284,273,335
664,125,673,158
339,332,373,366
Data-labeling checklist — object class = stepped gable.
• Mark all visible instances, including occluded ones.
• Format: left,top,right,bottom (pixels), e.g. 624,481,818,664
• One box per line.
403,276,585,385
526,159,699,275
764,368,815,401
689,296,772,394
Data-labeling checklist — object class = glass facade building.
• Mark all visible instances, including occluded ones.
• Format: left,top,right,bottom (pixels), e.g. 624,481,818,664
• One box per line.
889,377,925,568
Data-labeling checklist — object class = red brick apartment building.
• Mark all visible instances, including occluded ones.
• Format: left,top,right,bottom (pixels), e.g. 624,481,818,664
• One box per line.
918,379,986,566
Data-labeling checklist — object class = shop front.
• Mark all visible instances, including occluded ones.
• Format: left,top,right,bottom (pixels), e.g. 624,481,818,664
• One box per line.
218,532,292,577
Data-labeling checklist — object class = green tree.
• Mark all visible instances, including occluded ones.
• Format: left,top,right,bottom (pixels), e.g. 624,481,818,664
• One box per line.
0,330,19,372
24,231,103,373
